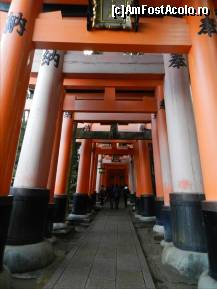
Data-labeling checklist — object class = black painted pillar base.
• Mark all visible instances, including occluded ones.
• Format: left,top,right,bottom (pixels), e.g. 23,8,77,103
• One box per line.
3,188,55,274
72,193,90,215
0,196,13,271
54,195,68,223
129,193,136,205
202,201,217,281
90,193,97,209
170,193,207,252
155,198,164,225
140,195,155,217
161,206,172,242
7,187,49,245
135,197,141,214
45,203,55,239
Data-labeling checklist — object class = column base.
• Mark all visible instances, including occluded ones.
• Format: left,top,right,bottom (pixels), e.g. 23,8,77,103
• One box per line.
53,223,73,235
153,224,164,236
198,271,217,289
3,240,55,273
135,197,141,214
54,195,68,223
140,195,155,217
202,201,217,281
162,243,208,281
67,213,91,222
7,187,49,245
155,198,164,225
134,213,156,222
45,203,55,239
0,196,13,270
72,193,90,215
160,240,172,248
161,206,172,242
129,193,136,205
0,266,11,289
170,193,207,252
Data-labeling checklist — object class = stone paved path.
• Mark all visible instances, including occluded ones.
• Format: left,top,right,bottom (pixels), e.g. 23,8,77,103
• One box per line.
44,208,156,289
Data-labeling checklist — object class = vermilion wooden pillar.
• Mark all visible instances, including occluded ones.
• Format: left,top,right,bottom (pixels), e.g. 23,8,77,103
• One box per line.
151,115,164,225
134,141,142,198
156,86,172,206
7,50,64,272
0,0,42,196
134,141,143,214
54,113,74,195
138,140,153,195
53,112,74,223
151,116,164,199
89,147,98,195
0,0,42,277
156,86,173,241
188,1,217,282
47,93,65,204
72,139,92,215
88,143,96,194
3,51,35,197
76,139,92,194
137,140,155,217
163,54,206,256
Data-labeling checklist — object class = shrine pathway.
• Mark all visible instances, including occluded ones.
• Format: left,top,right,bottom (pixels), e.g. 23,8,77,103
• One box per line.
44,207,156,289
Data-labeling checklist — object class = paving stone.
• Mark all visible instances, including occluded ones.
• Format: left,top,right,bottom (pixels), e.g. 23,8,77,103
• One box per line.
44,208,156,289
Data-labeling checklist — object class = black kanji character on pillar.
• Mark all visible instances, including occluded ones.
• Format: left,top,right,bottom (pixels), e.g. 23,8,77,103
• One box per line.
198,16,217,37
4,12,27,36
169,54,187,69
41,50,61,68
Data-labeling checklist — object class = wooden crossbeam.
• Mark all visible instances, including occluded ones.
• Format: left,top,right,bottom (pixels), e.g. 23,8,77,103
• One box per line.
64,94,157,113
74,113,151,123
32,17,191,53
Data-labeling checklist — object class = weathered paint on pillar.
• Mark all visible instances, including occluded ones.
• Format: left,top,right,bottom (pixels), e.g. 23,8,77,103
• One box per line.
76,139,92,194
0,0,43,195
151,115,164,199
163,54,203,194
138,140,153,195
54,112,74,196
188,2,217,201
156,86,172,206
14,50,64,188
47,102,65,203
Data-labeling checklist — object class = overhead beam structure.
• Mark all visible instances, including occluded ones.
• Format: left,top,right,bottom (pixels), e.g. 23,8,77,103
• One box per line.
32,17,191,53
63,94,157,113
29,75,164,90
73,113,151,123
76,129,152,140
